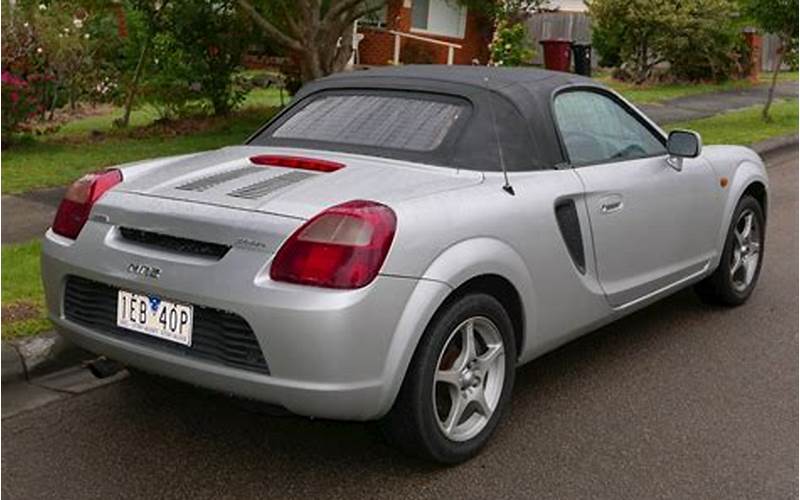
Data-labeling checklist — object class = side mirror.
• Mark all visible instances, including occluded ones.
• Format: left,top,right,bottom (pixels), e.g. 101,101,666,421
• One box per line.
666,130,702,172
667,130,702,158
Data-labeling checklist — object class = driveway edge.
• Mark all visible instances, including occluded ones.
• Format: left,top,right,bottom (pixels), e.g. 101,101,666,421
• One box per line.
1,331,93,383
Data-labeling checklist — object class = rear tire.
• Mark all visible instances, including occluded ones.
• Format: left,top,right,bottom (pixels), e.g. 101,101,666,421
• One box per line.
695,195,765,306
381,293,516,464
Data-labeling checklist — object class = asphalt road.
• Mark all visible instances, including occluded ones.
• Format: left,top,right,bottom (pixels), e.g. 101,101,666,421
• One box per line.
3,148,797,499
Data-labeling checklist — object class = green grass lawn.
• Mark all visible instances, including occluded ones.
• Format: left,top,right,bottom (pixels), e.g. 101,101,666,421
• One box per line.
2,86,284,194
668,98,798,145
2,107,278,194
595,70,798,104
1,240,50,340
604,78,755,104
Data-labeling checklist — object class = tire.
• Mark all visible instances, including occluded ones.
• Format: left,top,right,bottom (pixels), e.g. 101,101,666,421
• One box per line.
381,293,517,464
695,195,765,306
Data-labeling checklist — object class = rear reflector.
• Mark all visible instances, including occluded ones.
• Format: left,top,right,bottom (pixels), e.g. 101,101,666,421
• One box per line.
270,200,396,289
249,155,344,173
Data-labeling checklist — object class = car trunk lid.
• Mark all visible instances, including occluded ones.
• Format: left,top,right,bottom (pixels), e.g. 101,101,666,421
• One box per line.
116,145,484,220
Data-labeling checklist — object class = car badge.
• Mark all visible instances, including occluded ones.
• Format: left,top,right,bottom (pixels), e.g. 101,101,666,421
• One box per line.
127,263,162,280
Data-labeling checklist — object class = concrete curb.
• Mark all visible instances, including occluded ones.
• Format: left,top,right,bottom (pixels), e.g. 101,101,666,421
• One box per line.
1,331,93,384
751,134,798,156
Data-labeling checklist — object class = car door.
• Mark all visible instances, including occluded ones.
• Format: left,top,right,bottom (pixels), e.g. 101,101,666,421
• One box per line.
553,88,719,307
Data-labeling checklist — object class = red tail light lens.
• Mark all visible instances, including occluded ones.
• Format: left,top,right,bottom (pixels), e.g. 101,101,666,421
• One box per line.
52,169,122,239
249,155,344,173
270,200,397,289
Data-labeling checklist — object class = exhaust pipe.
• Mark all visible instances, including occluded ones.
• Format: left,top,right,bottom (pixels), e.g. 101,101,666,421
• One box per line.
86,357,125,379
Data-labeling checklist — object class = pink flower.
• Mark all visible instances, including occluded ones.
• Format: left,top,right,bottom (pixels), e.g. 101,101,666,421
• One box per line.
10,91,19,104
1,71,26,87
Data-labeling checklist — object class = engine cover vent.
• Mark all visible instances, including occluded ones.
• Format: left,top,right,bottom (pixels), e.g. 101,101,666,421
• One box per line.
227,171,314,200
175,166,261,192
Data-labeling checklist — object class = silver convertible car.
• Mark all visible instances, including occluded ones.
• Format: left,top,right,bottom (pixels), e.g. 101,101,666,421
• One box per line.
42,66,768,463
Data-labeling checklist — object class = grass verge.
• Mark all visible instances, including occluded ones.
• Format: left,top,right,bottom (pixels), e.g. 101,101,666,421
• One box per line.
1,240,49,340
668,98,798,145
595,70,798,104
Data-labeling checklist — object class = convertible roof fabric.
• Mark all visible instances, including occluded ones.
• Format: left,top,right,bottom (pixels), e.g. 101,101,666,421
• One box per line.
251,66,607,171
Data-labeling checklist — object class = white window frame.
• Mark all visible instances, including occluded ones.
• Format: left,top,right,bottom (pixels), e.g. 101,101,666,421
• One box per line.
410,0,468,40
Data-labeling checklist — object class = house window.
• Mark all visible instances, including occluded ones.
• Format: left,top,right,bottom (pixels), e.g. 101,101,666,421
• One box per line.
411,0,467,39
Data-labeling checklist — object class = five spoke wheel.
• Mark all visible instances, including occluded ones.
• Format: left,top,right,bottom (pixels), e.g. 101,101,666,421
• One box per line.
433,316,505,442
730,209,761,292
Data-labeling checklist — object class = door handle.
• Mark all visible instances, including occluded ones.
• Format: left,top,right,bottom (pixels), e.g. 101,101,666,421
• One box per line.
600,195,624,214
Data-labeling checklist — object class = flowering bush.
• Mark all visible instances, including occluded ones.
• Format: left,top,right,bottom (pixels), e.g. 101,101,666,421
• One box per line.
1,0,124,141
1,71,41,139
489,21,534,66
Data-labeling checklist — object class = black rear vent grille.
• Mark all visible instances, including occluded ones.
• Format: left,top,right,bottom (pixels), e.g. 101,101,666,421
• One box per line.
119,227,231,259
175,166,261,192
228,171,313,200
63,276,269,374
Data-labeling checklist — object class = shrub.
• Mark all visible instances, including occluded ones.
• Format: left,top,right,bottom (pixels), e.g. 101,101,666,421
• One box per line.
1,71,40,140
131,0,253,118
490,21,535,66
588,0,741,83
1,0,126,139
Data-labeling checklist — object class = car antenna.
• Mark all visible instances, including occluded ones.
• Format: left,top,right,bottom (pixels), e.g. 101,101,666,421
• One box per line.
484,76,515,196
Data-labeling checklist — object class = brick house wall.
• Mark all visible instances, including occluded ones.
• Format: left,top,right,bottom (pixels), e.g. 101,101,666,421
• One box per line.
357,0,492,66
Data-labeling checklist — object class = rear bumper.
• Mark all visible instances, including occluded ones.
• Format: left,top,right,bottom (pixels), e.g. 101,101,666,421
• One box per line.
52,318,386,418
42,224,450,420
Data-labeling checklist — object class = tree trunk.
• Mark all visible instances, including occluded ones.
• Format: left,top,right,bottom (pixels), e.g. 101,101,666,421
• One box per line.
762,39,783,123
298,47,325,83
120,39,150,128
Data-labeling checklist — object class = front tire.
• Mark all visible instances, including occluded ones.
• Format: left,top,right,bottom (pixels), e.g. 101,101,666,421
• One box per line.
381,293,516,464
695,195,765,306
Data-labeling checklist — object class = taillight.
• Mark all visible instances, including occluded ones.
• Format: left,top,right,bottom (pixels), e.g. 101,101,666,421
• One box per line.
249,155,344,173
52,169,122,239
270,200,397,289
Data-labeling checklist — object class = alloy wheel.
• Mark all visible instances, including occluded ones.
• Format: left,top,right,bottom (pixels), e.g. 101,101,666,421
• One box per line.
730,208,761,293
433,316,506,442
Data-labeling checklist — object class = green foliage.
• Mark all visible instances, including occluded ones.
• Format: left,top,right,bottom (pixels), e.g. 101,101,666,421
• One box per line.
490,21,534,66
588,0,742,83
591,16,623,68
130,0,254,118
0,0,125,139
740,0,798,40
739,0,799,69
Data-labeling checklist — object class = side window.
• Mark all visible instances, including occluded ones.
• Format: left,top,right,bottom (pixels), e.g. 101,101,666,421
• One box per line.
554,91,666,166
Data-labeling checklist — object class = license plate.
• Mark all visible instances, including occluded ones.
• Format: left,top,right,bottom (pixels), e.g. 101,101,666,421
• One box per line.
116,290,193,346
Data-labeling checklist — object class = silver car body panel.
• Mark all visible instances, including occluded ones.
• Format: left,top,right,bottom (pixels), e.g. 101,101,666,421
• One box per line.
41,80,768,421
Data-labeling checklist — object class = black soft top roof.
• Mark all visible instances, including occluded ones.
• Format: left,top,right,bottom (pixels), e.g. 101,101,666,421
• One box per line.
253,66,608,171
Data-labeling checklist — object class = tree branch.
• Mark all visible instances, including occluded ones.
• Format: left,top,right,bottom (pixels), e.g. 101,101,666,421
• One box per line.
236,0,303,51
322,0,369,26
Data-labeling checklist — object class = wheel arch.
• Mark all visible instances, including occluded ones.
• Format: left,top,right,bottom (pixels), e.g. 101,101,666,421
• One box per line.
438,274,525,357
743,180,768,217
376,237,535,418
714,160,769,259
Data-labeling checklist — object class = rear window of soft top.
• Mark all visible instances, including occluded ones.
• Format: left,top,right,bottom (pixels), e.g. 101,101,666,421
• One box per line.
251,91,468,153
